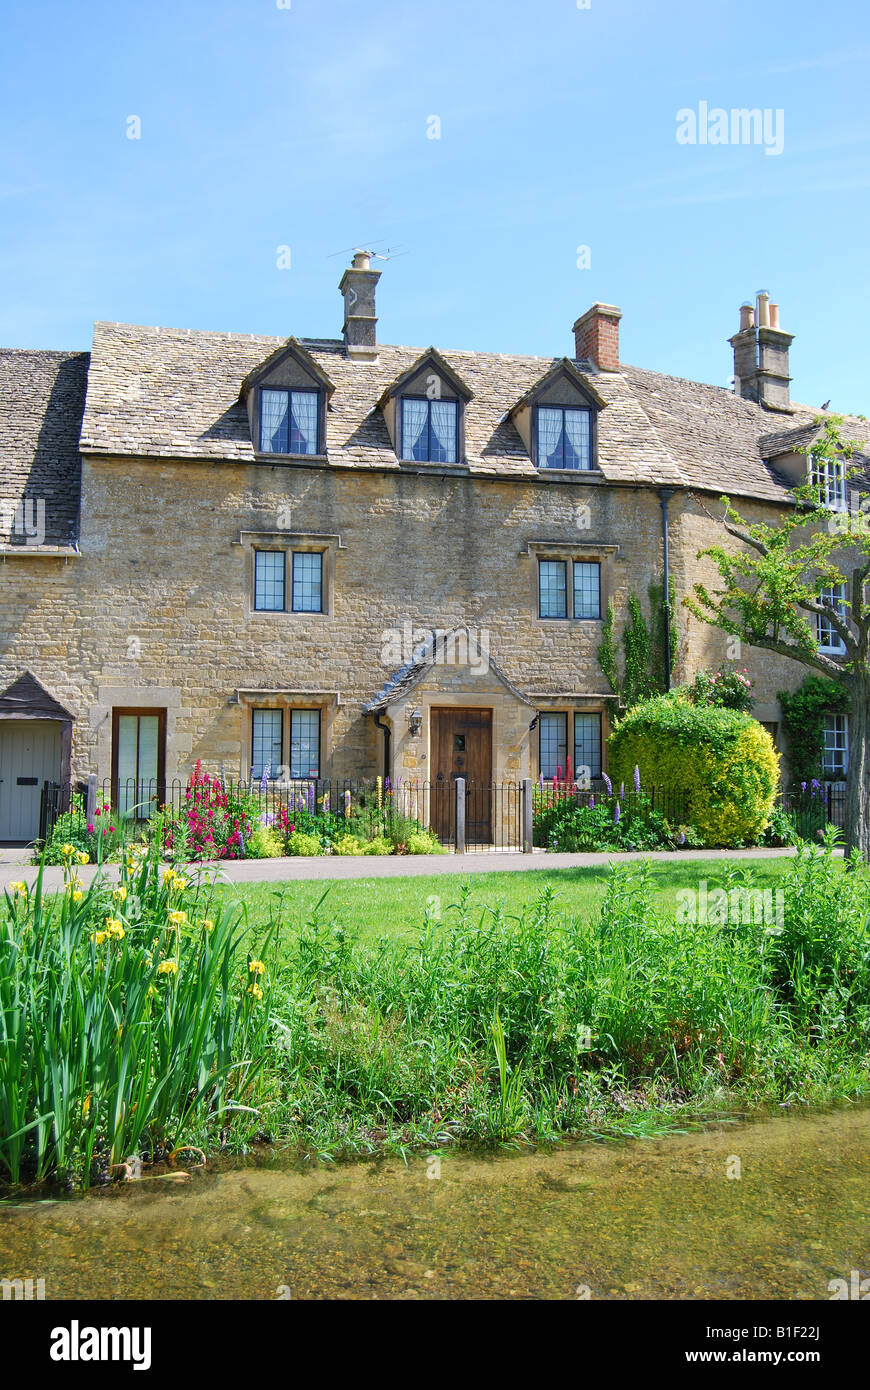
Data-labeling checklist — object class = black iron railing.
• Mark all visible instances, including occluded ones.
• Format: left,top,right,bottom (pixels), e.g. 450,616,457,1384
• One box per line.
33,773,849,854
778,781,846,837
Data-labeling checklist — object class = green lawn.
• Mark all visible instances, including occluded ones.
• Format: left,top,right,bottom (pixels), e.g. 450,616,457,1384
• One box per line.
202,857,798,945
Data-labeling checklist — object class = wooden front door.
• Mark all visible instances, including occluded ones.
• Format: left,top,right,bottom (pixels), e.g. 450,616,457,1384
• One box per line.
431,707,492,842
0,720,62,841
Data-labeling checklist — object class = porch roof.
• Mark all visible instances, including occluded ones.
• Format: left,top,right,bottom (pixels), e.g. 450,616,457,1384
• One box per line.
0,670,74,721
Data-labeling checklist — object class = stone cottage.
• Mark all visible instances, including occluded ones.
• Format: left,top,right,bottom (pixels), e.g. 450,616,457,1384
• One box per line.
0,258,862,840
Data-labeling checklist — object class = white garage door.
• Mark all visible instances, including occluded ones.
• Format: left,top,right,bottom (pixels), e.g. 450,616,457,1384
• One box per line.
0,721,62,841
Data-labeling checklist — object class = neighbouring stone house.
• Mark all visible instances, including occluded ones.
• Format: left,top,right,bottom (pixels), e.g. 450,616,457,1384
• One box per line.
0,257,865,840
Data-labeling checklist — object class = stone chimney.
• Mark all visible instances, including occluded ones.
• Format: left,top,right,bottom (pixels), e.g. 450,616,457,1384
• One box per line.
729,291,794,411
573,303,622,371
339,250,381,361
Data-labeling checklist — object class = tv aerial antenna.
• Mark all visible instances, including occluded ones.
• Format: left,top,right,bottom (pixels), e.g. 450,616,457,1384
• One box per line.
327,240,409,262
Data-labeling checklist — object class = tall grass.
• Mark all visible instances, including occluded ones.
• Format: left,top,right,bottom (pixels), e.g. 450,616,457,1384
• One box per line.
3,838,869,1185
261,842,870,1155
0,842,276,1189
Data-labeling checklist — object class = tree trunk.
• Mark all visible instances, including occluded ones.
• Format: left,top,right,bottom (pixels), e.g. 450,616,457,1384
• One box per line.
844,674,870,860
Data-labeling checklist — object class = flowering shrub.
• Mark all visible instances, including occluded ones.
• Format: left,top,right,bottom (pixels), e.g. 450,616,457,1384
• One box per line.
279,786,342,848
173,762,255,860
686,668,755,712
784,781,831,843
533,762,690,851
39,774,448,865
246,819,284,858
42,796,94,864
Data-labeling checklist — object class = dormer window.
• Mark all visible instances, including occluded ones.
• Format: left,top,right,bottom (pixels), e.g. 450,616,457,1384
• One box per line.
536,406,592,470
811,453,846,510
260,388,320,456
400,397,458,463
240,339,334,459
507,360,603,474
377,348,472,466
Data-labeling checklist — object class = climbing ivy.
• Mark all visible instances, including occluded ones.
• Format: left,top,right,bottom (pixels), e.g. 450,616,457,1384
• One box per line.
598,601,619,697
622,592,654,706
598,573,677,710
778,674,850,784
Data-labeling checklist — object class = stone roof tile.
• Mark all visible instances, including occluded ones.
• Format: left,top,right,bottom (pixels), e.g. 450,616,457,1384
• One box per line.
0,349,89,545
8,319,869,525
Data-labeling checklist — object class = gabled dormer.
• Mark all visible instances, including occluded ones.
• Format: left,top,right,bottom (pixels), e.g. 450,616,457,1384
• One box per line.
760,422,849,511
376,348,473,465
240,338,335,459
508,359,606,473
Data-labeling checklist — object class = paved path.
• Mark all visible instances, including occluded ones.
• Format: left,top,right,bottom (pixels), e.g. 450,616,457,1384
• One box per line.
0,845,799,893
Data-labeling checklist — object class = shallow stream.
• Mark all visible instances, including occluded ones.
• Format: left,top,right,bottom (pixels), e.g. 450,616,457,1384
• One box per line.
1,1105,867,1299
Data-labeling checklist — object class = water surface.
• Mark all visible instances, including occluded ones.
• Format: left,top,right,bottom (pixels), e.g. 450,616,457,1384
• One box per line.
1,1105,867,1299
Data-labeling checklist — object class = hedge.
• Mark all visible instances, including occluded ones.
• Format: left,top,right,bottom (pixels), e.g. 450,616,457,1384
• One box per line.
608,694,779,847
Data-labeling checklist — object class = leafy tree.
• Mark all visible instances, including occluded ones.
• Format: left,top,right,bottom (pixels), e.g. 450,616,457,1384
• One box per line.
684,416,870,857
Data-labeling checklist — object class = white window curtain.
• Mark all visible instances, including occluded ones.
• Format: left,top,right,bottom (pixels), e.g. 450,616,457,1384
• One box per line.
564,410,591,469
537,408,563,468
260,389,289,453
402,399,429,458
289,391,319,454
116,714,160,818
430,400,458,462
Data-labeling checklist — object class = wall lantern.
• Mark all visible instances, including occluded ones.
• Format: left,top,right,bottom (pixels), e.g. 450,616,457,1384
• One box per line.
408,708,423,737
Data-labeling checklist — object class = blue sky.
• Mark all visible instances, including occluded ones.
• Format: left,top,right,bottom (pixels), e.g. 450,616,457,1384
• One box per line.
1,0,869,411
